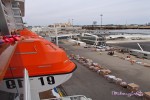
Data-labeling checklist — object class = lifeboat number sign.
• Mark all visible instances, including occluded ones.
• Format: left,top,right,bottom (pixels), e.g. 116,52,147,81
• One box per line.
0,76,55,93
5,76,55,89
0,73,72,93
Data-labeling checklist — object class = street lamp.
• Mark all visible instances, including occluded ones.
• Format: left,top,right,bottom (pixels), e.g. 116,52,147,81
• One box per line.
55,28,58,46
72,19,74,26
54,25,58,46
100,14,103,29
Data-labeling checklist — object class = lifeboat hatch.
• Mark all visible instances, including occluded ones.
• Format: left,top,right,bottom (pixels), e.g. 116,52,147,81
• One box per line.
15,41,37,55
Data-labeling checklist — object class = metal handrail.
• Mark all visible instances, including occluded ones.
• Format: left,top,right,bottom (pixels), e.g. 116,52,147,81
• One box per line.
0,43,17,81
49,95,91,100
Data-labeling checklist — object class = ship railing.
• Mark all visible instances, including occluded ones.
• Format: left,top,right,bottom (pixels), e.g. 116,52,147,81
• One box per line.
0,42,18,81
47,95,92,100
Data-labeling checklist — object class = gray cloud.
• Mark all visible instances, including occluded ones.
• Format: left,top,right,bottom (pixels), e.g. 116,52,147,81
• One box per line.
23,0,150,26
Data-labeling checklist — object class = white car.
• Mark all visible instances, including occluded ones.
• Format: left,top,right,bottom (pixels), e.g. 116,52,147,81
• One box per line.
97,46,103,49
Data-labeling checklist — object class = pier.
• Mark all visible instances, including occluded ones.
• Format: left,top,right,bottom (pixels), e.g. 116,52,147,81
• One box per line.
60,40,150,100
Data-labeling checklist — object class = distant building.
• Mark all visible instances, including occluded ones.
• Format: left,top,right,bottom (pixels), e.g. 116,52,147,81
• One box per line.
31,26,43,33
48,21,72,28
129,24,139,26
31,26,52,37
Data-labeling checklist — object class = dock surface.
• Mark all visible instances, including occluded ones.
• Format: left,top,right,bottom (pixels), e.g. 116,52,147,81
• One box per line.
60,41,150,100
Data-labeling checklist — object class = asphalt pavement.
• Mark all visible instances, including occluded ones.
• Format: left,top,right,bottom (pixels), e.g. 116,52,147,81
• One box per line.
60,41,148,100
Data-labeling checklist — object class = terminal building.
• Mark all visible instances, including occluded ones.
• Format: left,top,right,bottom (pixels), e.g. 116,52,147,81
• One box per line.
80,33,106,46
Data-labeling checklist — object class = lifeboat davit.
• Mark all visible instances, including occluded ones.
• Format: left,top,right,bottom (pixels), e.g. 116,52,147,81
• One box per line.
0,29,76,93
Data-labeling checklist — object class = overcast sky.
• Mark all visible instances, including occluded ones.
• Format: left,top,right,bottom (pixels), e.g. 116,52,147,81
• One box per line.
23,0,150,26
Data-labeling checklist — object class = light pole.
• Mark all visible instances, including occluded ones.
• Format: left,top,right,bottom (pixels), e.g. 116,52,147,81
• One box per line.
72,19,74,26
100,14,103,29
72,19,74,32
54,25,58,46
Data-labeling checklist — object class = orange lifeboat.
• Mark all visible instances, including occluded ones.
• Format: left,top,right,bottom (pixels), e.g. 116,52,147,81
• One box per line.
5,38,76,78
19,28,39,38
0,29,76,93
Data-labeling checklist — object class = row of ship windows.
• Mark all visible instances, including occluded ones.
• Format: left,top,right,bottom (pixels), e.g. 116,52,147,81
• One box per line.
4,12,23,23
4,9,20,16
1,0,21,16
1,0,19,8
5,18,22,26
4,9,22,17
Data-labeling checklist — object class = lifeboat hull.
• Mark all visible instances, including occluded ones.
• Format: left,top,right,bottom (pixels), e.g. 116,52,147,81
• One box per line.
0,73,72,93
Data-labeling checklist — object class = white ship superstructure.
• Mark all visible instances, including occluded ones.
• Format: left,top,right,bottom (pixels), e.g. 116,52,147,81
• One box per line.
0,0,24,35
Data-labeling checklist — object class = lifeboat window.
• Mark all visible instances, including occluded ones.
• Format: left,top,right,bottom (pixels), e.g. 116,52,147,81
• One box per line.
16,42,37,54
